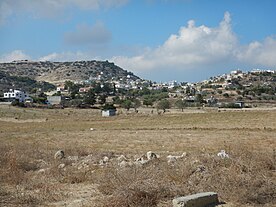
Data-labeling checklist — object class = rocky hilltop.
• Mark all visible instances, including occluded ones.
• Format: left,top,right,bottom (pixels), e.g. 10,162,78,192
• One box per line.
0,60,140,84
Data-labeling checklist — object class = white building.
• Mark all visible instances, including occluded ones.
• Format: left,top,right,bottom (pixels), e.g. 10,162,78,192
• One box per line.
168,80,179,89
57,86,65,92
3,89,32,103
231,70,242,75
102,109,116,117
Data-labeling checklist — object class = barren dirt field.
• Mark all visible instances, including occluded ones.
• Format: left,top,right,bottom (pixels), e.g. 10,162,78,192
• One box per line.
0,106,275,207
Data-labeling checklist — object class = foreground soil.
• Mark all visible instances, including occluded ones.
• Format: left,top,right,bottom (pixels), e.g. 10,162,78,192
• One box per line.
0,106,275,206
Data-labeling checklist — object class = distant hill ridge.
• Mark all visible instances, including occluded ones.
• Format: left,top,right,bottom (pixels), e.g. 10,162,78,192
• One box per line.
0,60,140,84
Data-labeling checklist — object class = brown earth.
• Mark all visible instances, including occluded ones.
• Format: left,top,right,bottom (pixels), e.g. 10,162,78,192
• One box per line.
0,106,275,206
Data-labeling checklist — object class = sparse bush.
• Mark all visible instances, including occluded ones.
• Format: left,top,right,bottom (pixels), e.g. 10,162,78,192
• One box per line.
11,100,25,107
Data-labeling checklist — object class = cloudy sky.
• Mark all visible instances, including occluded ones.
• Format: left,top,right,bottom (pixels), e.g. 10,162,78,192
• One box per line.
0,0,276,82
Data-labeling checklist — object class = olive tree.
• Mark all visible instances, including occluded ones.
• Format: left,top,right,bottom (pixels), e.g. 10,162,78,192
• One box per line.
157,99,170,113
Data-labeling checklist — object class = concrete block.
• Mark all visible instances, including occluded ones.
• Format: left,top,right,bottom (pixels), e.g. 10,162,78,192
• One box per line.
173,192,219,207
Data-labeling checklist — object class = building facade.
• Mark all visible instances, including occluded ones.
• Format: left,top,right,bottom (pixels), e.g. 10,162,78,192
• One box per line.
3,89,32,103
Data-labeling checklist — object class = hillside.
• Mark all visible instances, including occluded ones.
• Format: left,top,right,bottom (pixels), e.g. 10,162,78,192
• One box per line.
0,60,140,84
0,71,55,94
196,70,276,104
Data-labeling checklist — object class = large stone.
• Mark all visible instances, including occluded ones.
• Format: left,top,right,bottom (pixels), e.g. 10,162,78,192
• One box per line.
54,150,65,159
173,192,219,207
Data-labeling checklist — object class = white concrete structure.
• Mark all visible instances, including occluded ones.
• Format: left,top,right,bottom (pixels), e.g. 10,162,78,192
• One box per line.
173,192,219,207
102,109,116,117
3,89,32,103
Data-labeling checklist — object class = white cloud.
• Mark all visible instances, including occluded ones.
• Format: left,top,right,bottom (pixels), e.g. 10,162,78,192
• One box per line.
64,22,112,45
0,1,13,25
39,51,96,62
0,0,129,24
0,50,94,63
236,36,276,67
111,12,276,75
0,50,31,62
112,12,238,72
1,12,275,80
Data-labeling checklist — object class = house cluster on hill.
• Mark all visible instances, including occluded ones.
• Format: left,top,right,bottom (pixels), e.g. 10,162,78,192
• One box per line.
0,68,275,109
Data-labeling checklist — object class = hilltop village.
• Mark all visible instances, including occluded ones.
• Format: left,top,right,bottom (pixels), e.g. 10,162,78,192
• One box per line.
0,60,275,111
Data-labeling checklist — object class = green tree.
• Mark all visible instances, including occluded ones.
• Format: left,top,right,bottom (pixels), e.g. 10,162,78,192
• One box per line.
121,99,132,111
70,99,83,108
113,96,122,104
157,99,170,113
143,98,154,107
139,87,151,96
98,94,107,105
93,83,102,94
52,91,61,96
32,92,47,104
133,98,141,111
175,99,186,112
102,103,116,110
64,81,83,99
223,93,229,98
64,81,74,91
102,83,113,93
195,94,204,103
30,88,37,94
83,89,96,105
70,84,82,99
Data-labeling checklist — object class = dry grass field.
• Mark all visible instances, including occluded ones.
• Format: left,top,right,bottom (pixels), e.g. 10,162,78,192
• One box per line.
0,105,275,207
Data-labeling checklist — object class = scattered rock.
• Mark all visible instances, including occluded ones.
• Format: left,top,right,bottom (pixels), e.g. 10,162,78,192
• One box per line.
146,151,158,160
103,156,109,163
37,168,49,174
58,163,66,169
82,154,94,164
118,160,133,168
167,152,187,164
67,156,79,162
37,169,46,174
77,163,89,170
167,156,177,164
117,155,128,162
99,156,109,166
54,150,65,159
118,160,127,168
217,150,229,159
135,157,149,166
35,159,48,168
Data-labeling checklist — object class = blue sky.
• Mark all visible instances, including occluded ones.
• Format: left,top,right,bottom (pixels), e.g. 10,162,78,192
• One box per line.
0,0,276,82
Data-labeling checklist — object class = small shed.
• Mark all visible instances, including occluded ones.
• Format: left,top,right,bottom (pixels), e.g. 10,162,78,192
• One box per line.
47,96,62,105
102,109,116,117
235,101,245,108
